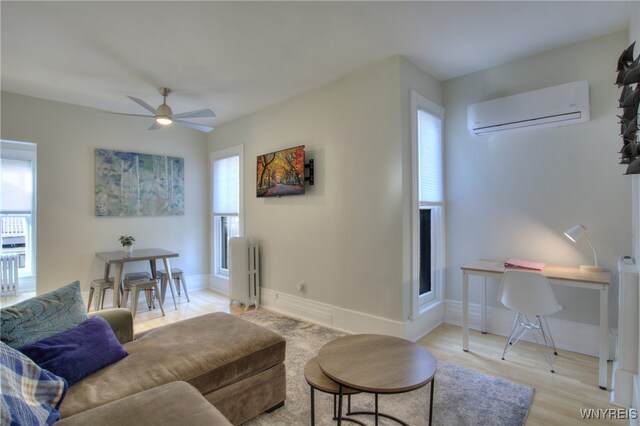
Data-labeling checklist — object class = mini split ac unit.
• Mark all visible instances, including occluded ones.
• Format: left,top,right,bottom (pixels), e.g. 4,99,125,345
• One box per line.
467,80,590,137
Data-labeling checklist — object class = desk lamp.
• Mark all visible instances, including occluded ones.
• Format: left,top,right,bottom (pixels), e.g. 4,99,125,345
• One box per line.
563,224,607,272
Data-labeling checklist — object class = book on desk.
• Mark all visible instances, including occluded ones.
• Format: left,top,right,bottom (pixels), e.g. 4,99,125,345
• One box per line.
504,258,546,271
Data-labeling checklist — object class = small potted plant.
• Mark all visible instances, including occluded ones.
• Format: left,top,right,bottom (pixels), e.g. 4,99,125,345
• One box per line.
119,235,135,254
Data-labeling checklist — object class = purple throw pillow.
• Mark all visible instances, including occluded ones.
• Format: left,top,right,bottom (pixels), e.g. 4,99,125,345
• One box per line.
18,316,128,386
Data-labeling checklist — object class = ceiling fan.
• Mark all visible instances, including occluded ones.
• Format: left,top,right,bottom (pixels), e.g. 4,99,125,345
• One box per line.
112,88,215,133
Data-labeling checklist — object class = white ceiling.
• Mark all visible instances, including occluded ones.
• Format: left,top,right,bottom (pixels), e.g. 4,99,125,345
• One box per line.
1,1,633,129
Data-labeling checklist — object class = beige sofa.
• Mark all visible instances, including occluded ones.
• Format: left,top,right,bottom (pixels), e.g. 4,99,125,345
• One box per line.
59,381,233,425
59,309,286,425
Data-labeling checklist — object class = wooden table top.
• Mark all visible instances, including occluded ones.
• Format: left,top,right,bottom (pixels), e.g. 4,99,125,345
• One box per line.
317,334,437,394
461,259,610,285
95,248,179,264
304,357,360,395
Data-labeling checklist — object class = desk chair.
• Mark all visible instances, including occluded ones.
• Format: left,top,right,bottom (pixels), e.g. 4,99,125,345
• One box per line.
499,269,562,373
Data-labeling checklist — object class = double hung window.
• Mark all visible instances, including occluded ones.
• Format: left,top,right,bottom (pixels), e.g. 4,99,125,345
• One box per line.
411,92,444,315
211,146,243,278
1,141,36,291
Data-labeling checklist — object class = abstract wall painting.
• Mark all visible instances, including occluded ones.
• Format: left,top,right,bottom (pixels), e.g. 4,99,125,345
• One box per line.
95,149,184,216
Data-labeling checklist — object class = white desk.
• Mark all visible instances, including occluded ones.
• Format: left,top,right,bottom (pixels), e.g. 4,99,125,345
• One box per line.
461,259,611,390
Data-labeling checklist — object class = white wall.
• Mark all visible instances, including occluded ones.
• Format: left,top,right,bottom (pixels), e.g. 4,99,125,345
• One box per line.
627,3,640,419
1,92,210,294
443,31,632,327
210,57,436,322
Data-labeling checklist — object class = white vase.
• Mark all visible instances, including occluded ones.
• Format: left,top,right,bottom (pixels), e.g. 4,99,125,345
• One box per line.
124,245,133,254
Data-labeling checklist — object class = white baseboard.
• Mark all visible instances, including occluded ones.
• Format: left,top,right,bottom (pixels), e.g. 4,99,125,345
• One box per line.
444,299,611,358
611,360,637,407
404,301,445,341
260,288,442,341
183,274,210,292
207,275,229,296
193,279,611,358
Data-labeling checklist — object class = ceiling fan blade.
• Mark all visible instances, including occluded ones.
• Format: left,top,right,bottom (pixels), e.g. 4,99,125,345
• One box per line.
173,119,214,133
173,109,216,119
148,122,161,131
127,96,158,114
107,112,155,118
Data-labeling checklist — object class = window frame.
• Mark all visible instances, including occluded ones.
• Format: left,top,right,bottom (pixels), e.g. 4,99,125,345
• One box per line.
211,145,244,282
410,91,445,318
1,140,37,291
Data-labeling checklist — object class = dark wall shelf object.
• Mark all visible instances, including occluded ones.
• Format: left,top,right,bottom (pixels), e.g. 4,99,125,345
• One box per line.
616,41,640,174
304,159,314,186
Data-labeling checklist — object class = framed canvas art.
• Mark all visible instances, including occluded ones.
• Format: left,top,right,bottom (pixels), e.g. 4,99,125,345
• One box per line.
256,145,305,197
95,149,184,216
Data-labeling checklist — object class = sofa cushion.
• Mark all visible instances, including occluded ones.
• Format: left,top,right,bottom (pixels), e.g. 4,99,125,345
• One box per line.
19,316,128,386
57,381,232,426
0,341,67,425
60,312,286,417
1,281,88,348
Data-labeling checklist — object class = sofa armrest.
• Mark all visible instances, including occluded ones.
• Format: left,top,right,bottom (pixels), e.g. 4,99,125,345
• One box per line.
88,309,133,344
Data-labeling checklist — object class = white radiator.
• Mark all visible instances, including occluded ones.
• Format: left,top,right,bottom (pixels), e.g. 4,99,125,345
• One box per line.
1,254,20,295
611,257,639,408
229,237,260,310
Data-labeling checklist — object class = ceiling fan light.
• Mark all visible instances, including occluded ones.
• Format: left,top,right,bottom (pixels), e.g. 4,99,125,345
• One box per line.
156,116,173,126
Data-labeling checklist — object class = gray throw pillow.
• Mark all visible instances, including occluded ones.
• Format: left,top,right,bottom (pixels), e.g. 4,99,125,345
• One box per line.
1,281,88,348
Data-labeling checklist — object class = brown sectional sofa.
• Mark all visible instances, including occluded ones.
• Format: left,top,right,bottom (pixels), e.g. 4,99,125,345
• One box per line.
60,309,286,425
59,381,233,425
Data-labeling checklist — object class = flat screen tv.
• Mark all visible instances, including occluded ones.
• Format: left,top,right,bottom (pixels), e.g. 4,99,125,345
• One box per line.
257,145,305,197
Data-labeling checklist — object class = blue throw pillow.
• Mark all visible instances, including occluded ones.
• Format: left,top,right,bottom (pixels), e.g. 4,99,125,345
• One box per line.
0,341,67,425
1,281,88,348
19,316,128,387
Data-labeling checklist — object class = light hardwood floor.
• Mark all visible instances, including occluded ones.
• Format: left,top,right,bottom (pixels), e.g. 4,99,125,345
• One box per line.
418,324,627,425
2,288,628,424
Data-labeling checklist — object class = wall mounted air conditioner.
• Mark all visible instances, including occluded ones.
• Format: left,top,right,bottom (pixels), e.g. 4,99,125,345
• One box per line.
467,80,590,137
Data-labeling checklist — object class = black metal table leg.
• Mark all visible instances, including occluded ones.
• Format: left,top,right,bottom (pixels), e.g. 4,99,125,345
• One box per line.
337,384,343,426
375,393,379,425
310,385,315,426
429,378,435,426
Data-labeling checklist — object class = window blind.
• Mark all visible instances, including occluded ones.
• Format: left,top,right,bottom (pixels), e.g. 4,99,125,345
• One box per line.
212,155,239,216
418,109,443,204
1,158,33,212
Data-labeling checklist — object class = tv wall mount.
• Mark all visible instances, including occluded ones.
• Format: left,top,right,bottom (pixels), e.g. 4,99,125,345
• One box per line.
304,160,314,186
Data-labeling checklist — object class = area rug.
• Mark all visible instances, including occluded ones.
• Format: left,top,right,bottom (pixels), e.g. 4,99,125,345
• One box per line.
240,309,534,426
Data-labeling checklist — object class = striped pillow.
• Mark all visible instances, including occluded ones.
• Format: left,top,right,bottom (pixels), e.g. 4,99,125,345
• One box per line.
1,281,88,348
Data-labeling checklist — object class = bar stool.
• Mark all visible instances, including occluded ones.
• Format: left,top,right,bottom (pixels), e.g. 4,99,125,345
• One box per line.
304,357,363,425
157,268,189,303
122,278,165,319
87,278,114,312
124,272,154,308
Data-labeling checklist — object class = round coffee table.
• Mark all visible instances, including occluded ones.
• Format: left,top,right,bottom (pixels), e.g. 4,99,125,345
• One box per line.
317,334,437,426
304,357,364,425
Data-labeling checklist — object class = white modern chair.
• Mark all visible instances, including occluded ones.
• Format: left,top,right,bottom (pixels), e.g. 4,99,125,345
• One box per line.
498,269,562,373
